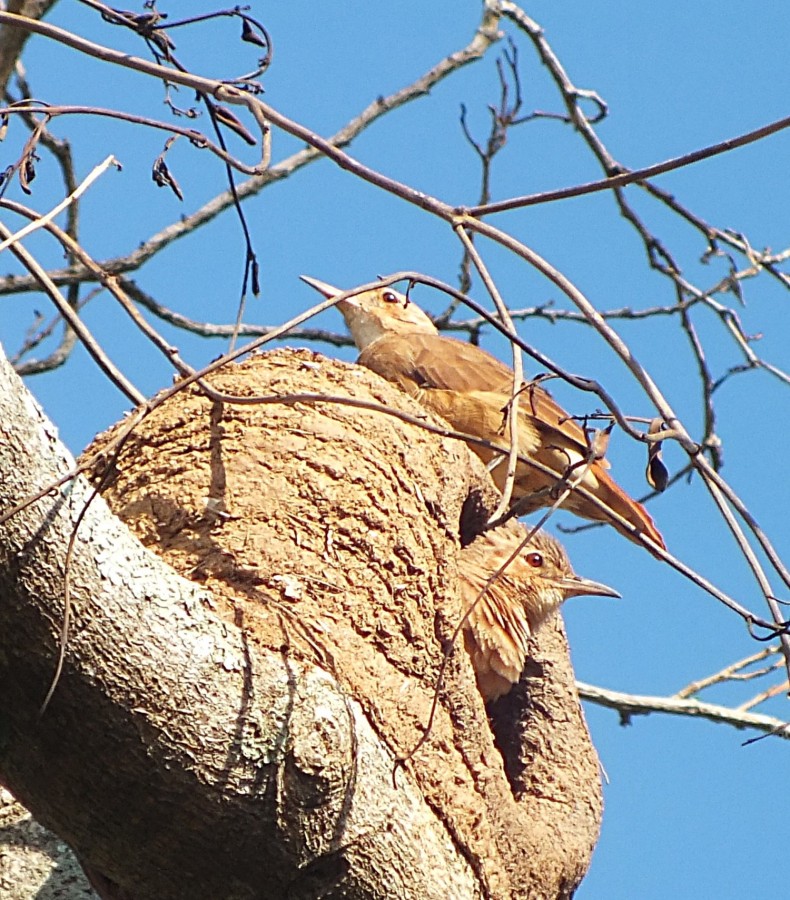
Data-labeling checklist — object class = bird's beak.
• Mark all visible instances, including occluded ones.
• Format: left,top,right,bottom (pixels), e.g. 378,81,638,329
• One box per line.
300,275,345,301
555,574,621,600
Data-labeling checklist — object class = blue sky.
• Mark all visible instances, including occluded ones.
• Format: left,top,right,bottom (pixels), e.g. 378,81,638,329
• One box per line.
2,3,789,897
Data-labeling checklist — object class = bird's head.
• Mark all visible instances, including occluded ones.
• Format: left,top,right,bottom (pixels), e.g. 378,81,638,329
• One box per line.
460,525,620,702
462,526,620,629
520,531,621,618
300,275,438,351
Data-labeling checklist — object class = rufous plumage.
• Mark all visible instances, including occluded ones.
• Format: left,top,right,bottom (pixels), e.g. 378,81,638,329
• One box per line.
301,276,665,554
459,522,619,701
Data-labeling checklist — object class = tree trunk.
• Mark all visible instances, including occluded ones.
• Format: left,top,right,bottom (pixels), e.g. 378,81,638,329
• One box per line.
0,2,60,93
0,346,602,898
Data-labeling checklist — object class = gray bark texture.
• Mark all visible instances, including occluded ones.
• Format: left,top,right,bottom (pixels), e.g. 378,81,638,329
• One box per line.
0,346,602,899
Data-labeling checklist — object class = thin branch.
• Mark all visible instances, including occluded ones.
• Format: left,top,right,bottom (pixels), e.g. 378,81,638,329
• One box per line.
0,102,269,175
577,681,790,740
676,647,781,699
453,226,524,520
0,217,144,404
11,287,100,367
121,278,355,346
466,112,790,217
0,154,117,253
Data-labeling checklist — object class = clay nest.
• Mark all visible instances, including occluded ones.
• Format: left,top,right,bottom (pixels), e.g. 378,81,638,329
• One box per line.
79,347,601,898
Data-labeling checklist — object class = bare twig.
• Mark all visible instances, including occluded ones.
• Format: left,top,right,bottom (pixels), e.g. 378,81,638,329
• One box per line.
0,154,118,253
0,216,144,404
578,681,790,740
676,647,782,700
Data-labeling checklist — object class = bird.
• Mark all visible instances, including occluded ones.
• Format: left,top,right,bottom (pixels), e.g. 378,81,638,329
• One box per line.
300,275,665,554
458,522,620,702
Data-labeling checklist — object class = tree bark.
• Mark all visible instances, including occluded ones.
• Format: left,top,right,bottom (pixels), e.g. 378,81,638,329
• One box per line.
0,346,602,898
0,2,59,93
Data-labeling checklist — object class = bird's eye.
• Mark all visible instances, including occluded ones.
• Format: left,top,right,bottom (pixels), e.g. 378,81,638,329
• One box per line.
525,552,544,568
382,291,399,304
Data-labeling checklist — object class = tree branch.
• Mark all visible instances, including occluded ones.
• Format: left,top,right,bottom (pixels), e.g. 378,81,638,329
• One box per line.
578,682,790,740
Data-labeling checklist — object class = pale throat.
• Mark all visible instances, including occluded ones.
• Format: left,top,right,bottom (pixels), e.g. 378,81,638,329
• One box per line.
348,313,391,349
344,307,430,349
528,585,564,627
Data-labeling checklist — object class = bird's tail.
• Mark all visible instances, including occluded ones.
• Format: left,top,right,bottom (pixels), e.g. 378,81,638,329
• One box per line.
565,462,666,557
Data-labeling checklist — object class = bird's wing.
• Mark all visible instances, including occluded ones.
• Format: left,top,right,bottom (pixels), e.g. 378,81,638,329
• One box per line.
460,553,532,701
409,333,517,392
372,333,606,461
360,331,606,471
413,387,542,459
359,332,515,393
516,382,612,471
470,589,531,681
360,331,665,552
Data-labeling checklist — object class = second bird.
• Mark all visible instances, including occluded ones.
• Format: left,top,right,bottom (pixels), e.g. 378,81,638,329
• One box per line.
459,522,620,701
301,276,665,554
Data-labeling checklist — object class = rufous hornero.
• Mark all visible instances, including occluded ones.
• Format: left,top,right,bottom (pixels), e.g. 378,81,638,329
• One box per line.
301,276,665,555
